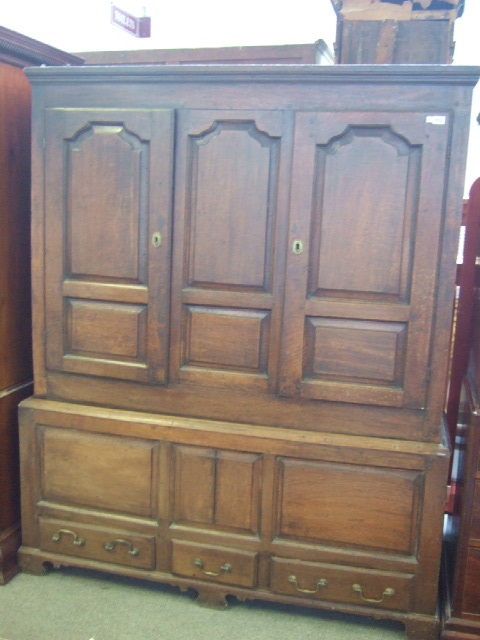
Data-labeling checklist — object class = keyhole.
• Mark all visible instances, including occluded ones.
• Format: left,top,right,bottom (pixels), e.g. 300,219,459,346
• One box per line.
293,239,303,255
152,232,162,248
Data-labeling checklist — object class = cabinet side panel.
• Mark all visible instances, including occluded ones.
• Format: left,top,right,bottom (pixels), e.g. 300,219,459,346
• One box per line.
462,545,480,615
0,64,32,391
0,385,33,530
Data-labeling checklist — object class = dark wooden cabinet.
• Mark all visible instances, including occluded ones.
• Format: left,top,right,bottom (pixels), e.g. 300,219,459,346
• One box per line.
18,64,479,638
0,27,81,584
78,41,333,65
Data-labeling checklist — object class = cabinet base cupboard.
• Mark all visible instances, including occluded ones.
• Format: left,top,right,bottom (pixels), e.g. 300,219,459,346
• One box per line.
19,65,479,639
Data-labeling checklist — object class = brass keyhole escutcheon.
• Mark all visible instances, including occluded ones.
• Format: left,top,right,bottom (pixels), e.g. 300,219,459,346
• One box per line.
292,239,303,255
152,232,162,248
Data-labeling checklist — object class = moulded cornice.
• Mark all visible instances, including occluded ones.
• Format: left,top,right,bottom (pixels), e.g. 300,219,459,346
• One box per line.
24,63,480,87
0,25,83,68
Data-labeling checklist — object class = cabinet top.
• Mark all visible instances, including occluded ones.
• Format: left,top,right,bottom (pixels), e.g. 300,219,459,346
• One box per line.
24,63,480,87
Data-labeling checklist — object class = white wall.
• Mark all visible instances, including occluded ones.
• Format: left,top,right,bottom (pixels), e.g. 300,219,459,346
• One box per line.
1,0,478,191
453,2,480,194
1,0,337,52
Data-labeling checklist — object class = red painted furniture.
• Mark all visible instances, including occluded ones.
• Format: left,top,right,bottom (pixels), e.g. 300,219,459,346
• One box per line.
442,178,480,638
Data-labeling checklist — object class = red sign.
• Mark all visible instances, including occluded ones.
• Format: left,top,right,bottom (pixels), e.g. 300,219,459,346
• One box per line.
111,5,151,38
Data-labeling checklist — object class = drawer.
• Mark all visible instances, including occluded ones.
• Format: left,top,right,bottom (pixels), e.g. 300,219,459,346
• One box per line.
271,557,413,612
39,518,155,570
171,540,257,588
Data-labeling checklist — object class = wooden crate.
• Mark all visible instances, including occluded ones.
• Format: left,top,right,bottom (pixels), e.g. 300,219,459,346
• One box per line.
331,0,464,64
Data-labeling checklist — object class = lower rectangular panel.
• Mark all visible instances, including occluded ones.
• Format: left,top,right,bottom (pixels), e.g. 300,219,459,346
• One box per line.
66,299,147,362
183,306,270,374
276,457,420,554
304,317,406,385
41,427,155,517
271,557,413,612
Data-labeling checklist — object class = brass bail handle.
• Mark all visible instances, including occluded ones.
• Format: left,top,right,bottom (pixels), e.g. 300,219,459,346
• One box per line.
51,529,85,546
193,558,232,577
288,575,328,594
103,538,140,557
352,583,395,604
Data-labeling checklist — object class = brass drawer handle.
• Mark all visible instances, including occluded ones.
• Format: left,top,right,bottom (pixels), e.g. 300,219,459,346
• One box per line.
51,529,85,547
352,583,395,604
193,558,232,577
103,539,140,557
288,574,328,594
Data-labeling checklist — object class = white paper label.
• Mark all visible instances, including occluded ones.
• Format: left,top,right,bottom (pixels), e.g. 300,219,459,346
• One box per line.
426,115,446,125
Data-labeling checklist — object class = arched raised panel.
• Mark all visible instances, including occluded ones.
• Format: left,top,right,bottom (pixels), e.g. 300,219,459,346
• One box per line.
44,108,174,384
67,124,146,283
187,121,278,292
310,126,419,302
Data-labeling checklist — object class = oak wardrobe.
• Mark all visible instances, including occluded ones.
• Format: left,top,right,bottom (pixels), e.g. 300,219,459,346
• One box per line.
18,64,479,639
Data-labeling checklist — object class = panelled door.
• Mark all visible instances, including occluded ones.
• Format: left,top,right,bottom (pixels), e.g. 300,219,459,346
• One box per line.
44,108,174,383
279,111,450,409
169,110,292,394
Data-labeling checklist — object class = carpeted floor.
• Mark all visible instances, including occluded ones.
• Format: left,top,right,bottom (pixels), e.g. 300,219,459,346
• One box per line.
0,566,407,640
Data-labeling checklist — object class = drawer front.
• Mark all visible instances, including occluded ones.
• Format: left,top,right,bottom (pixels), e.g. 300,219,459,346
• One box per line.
271,557,413,612
39,518,155,570
171,540,257,588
